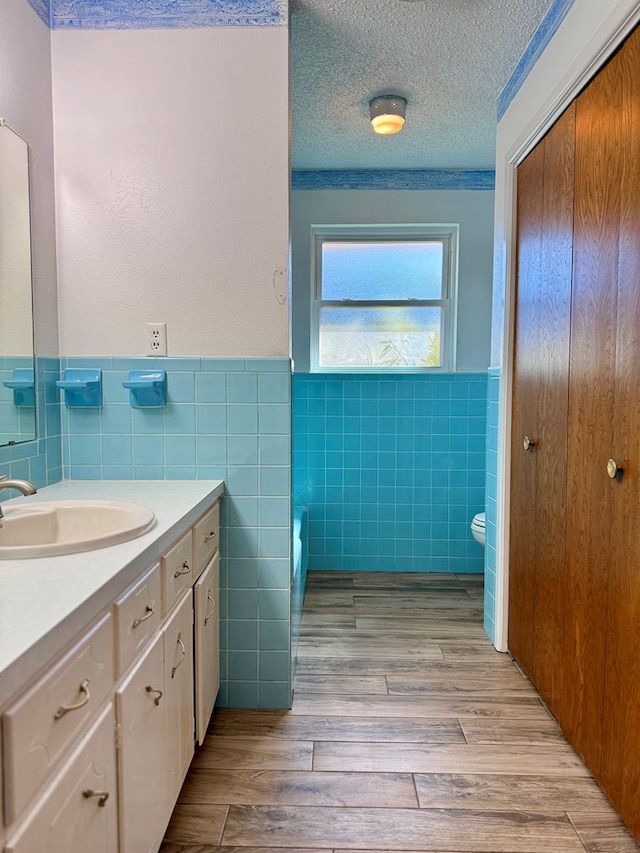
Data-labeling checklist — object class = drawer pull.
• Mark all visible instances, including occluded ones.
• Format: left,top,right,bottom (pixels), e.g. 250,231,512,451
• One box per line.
205,591,215,625
173,561,191,579
145,685,163,706
204,530,217,543
83,788,110,807
54,678,91,720
132,603,155,629
171,632,186,678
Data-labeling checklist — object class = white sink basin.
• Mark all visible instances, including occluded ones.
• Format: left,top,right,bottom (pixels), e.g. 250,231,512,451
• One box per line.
0,500,156,559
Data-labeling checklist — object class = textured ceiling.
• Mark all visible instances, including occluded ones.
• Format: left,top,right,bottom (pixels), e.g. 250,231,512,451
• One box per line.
290,0,554,171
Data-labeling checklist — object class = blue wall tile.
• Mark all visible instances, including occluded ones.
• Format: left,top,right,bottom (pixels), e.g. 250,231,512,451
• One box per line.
58,355,292,710
293,372,487,574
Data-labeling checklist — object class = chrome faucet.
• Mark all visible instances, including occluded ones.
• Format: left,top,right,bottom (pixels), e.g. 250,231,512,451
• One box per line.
0,475,37,519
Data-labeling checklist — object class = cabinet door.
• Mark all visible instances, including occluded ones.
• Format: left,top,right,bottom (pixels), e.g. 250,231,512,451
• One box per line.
563,39,626,774
5,705,118,853
509,103,574,714
164,589,194,804
116,630,169,853
194,552,220,744
601,25,640,838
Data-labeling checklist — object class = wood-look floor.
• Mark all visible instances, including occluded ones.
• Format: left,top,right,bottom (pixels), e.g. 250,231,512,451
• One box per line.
161,572,640,853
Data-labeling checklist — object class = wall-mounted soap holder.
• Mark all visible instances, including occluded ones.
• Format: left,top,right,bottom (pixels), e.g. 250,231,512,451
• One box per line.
56,368,103,408
122,370,167,408
3,368,34,407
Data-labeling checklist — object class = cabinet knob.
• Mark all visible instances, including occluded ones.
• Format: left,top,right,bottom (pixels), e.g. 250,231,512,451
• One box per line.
523,436,536,452
607,458,623,480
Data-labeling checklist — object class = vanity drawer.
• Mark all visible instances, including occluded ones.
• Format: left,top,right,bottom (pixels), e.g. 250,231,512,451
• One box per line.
162,530,193,615
4,704,118,853
3,613,114,824
114,562,162,677
193,501,220,576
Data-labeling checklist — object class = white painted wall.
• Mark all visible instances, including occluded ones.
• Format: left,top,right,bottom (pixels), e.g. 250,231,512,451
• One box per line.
0,0,58,358
291,189,494,373
491,0,640,649
51,27,289,358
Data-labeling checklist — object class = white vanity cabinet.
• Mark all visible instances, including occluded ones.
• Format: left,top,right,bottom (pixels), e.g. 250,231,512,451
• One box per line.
163,590,195,806
0,484,223,853
194,552,220,744
117,630,169,853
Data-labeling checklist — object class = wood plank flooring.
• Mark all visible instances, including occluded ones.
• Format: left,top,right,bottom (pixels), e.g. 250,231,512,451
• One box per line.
161,571,639,852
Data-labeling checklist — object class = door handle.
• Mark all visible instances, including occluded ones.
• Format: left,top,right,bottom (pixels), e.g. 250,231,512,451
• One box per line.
607,458,623,480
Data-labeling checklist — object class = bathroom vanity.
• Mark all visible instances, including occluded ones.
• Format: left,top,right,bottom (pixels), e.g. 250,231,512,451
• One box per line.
0,479,223,853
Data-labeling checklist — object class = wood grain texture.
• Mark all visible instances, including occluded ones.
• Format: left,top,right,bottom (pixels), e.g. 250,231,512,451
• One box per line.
529,101,574,714
220,805,587,851
414,773,607,812
313,742,590,776
162,572,637,852
294,656,515,675
210,711,465,743
290,694,548,720
178,769,419,807
599,26,640,842
162,804,228,846
459,718,566,745
386,673,537,696
509,136,545,676
191,737,313,770
563,30,624,775
292,675,389,695
568,811,640,853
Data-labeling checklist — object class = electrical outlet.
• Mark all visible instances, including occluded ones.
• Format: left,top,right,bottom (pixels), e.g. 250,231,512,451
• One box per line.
145,322,167,356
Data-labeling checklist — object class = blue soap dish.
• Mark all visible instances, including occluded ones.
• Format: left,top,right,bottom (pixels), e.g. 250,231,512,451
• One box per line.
122,370,167,408
3,368,34,407
56,368,102,408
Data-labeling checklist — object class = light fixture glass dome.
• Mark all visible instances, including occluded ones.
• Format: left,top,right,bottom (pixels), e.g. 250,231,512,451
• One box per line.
369,95,407,135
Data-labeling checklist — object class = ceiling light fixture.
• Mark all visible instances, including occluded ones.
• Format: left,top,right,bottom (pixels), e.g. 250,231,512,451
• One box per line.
369,95,407,135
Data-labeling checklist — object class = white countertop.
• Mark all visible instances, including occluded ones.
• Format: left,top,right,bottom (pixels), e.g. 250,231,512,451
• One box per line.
0,480,224,707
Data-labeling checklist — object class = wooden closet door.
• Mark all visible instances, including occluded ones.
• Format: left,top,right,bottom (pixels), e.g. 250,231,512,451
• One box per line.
601,25,640,838
509,105,574,713
563,42,625,774
509,142,545,675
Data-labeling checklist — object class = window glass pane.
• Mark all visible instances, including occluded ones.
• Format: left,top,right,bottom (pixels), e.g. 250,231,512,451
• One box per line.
319,307,442,368
321,241,443,301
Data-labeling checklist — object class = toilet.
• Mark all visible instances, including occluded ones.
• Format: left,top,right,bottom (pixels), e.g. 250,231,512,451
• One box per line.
470,512,486,547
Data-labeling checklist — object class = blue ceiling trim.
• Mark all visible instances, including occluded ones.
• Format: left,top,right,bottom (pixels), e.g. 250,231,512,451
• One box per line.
498,0,575,120
26,0,50,26
291,170,496,191
51,0,287,29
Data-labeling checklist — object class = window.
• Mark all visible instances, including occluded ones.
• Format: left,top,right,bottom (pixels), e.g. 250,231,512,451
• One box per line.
310,224,458,372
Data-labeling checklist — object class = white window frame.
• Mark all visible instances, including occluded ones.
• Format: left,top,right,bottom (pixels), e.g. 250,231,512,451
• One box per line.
310,223,459,373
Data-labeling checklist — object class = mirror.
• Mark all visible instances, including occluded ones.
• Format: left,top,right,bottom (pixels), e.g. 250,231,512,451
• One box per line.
0,121,35,446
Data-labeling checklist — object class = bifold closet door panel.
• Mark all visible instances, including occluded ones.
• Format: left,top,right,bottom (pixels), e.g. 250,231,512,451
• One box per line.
563,43,625,775
527,103,574,715
509,104,574,710
509,141,545,675
602,25,640,839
